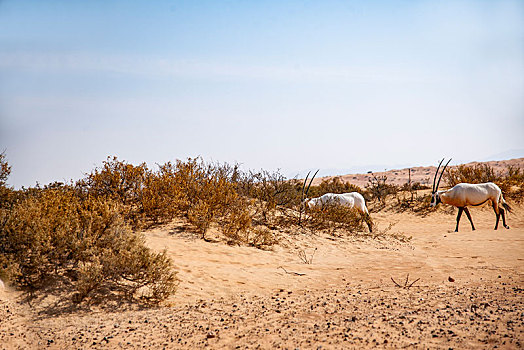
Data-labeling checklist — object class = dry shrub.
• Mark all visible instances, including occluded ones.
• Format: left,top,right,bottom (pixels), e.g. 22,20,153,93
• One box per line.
445,163,498,186
400,181,429,191
305,202,366,235
0,152,15,214
173,159,252,239
0,186,177,305
365,172,399,203
78,157,377,240
244,226,277,249
393,192,433,215
0,151,12,214
82,156,147,204
79,156,149,228
224,226,277,249
80,157,180,228
500,166,524,201
222,201,253,242
308,177,363,198
0,152,15,284
136,164,180,225
238,170,302,227
0,152,10,190
79,157,268,242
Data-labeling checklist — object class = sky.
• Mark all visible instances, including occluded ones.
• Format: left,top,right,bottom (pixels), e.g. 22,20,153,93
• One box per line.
1,0,523,188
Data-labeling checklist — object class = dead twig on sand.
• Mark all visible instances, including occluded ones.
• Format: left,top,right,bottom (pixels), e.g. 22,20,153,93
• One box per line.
298,248,317,264
391,273,420,289
278,266,306,276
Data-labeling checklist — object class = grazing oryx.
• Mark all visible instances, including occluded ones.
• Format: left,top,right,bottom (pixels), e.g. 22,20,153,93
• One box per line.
430,158,512,232
307,192,372,232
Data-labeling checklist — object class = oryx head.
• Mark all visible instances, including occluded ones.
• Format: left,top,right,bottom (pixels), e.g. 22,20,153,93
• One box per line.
303,197,313,209
430,158,451,207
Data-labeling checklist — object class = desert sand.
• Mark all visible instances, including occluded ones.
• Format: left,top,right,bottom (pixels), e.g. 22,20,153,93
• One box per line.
1,191,523,349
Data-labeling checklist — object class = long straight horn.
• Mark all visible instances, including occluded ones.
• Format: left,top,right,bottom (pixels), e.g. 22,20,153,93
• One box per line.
305,169,319,198
301,171,311,200
432,158,444,192
435,158,452,191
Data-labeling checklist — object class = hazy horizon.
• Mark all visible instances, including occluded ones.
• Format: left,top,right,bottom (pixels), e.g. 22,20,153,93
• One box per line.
2,148,523,189
1,1,523,188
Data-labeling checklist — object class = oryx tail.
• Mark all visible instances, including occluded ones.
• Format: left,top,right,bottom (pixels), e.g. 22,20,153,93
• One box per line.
500,193,512,214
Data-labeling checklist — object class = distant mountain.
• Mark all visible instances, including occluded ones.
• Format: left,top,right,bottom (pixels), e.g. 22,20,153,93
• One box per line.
290,151,524,181
300,158,524,188
481,149,524,162
289,164,414,180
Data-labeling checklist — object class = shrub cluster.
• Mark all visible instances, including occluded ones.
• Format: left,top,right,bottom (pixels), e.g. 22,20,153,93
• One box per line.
81,158,377,240
79,157,254,240
0,155,177,306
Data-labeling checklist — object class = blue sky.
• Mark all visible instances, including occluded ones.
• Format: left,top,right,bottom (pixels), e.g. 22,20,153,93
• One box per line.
1,0,523,188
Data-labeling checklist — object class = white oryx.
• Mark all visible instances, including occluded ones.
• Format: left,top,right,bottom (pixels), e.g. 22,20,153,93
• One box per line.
430,158,512,232
306,192,372,232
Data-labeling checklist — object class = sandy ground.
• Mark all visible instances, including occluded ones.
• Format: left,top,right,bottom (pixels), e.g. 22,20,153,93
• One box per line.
1,202,523,349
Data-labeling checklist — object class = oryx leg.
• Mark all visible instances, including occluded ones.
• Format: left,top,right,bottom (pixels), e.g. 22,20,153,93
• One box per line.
455,207,464,232
463,207,475,231
492,202,500,230
500,206,510,229
364,213,373,233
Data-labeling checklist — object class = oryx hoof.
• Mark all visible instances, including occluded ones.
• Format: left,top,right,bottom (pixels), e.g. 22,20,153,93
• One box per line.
504,225,510,229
